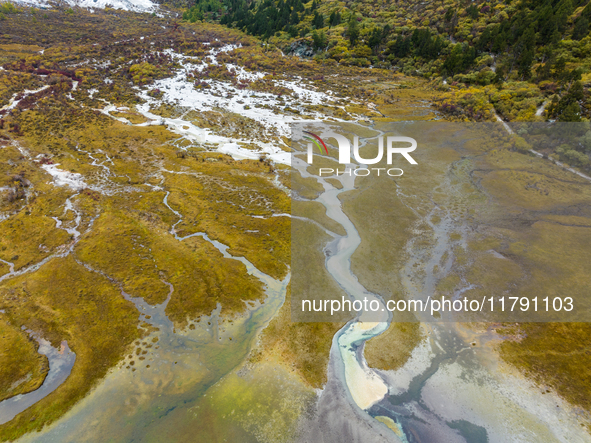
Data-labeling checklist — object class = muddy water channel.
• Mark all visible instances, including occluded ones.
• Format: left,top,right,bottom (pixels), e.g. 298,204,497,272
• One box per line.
17,233,289,443
0,337,75,426
291,124,591,443
9,109,591,442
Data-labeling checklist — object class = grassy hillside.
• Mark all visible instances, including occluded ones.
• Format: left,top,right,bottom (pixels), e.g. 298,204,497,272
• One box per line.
181,0,591,173
184,0,591,122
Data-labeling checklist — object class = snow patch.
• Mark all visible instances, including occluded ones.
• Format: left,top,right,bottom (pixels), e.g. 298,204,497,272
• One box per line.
97,48,356,166
11,0,157,12
0,85,50,112
41,164,87,190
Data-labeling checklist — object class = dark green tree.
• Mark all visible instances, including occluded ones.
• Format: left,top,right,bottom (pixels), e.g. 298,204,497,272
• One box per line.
560,102,582,122
312,30,327,49
313,11,323,29
368,27,383,51
444,7,455,21
573,17,589,40
329,10,341,27
387,35,411,58
466,4,479,19
347,15,359,46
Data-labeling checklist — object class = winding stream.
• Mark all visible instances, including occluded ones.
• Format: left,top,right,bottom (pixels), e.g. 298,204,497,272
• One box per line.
15,185,289,442
0,336,75,426
291,124,591,443
3,40,591,441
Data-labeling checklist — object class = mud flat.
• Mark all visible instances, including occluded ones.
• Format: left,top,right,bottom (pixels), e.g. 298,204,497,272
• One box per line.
291,122,591,442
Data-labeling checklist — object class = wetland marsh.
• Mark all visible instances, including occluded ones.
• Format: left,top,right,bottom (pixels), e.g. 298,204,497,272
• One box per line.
0,6,590,443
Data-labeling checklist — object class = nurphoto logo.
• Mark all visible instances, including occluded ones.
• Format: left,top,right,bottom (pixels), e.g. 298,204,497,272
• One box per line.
302,130,418,176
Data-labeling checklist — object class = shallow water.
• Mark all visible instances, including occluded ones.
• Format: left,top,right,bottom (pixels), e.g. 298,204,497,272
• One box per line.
16,233,289,443
291,122,591,443
0,337,75,426
5,75,590,442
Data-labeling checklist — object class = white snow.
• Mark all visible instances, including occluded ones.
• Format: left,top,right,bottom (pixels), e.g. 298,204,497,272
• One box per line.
8,0,52,6
10,0,157,12
135,50,344,139
0,85,50,112
225,63,265,81
41,164,87,190
216,142,290,164
52,197,82,238
92,48,359,166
